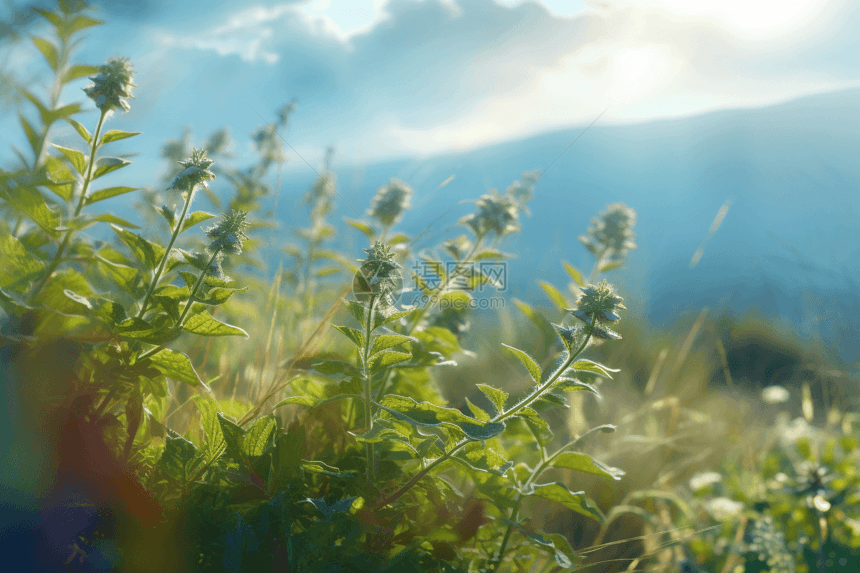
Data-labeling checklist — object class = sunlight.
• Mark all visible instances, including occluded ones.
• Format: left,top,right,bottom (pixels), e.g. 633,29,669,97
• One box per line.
609,45,677,102
648,0,824,32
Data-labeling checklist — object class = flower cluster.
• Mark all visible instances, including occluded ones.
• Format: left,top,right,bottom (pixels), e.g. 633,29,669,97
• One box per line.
83,56,136,114
567,280,626,340
168,148,216,192
578,203,637,263
367,179,412,228
505,169,540,214
205,209,250,256
353,241,402,306
460,189,521,238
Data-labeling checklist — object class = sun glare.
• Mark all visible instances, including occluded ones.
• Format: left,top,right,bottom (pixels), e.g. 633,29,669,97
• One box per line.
647,0,823,33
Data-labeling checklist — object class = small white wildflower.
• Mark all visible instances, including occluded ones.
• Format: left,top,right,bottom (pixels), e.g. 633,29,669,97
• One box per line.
689,471,722,491
705,497,744,520
762,385,790,404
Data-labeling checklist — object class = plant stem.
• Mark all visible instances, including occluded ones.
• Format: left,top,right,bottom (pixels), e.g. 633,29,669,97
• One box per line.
30,109,107,301
363,295,378,483
137,184,197,318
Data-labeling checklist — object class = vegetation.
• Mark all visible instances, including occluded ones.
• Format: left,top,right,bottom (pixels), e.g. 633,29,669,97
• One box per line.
2,2,859,572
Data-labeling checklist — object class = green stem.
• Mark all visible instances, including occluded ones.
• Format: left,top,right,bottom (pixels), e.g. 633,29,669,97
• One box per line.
30,109,107,302
363,295,378,484
137,184,197,318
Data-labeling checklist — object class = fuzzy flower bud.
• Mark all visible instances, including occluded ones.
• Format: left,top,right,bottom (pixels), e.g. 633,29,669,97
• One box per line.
168,148,216,191
205,209,249,256
578,203,637,263
367,179,412,228
83,56,136,113
353,241,402,306
566,280,625,340
460,189,521,238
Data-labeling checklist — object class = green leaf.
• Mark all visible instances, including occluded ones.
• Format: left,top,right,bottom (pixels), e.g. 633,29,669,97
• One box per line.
368,350,412,372
110,223,164,270
345,218,375,238
217,413,247,463
243,415,276,458
551,452,624,480
553,378,601,398
93,156,131,179
0,185,61,236
52,143,87,175
99,130,141,145
538,280,568,311
158,431,200,483
274,425,305,482
61,64,99,84
195,286,248,305
21,89,49,124
376,394,506,441
67,213,140,231
570,359,620,378
451,442,512,476
33,8,61,27
183,311,249,338
476,384,508,416
370,333,417,356
64,117,92,144
598,260,624,273
518,407,553,447
312,360,361,379
31,36,59,70
49,103,81,122
464,397,490,422
0,232,45,289
524,482,604,522
342,298,366,325
332,324,365,350
499,518,578,569
180,211,215,233
300,460,357,478
86,186,138,205
66,14,103,34
562,261,585,287
147,348,203,387
373,307,415,331
19,113,40,157
501,344,542,384
193,395,226,462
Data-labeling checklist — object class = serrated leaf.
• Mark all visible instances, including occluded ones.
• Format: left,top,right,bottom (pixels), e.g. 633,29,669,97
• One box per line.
501,344,542,384
180,211,215,233
376,394,505,441
551,452,624,480
110,224,164,270
243,416,276,458
518,407,553,447
31,36,59,70
158,431,200,483
147,348,203,387
52,143,87,175
195,286,248,305
183,310,249,338
217,413,246,463
370,333,417,356
373,307,415,331
312,360,361,379
524,482,603,522
513,298,558,348
368,350,412,372
67,14,103,34
0,184,61,236
452,442,512,476
0,233,45,289
553,378,601,398
67,213,140,231
476,384,508,416
499,518,578,569
86,186,138,205
538,280,568,311
342,298,366,325
93,156,131,179
464,397,490,422
99,129,141,145
332,324,365,349
61,64,99,84
562,261,585,286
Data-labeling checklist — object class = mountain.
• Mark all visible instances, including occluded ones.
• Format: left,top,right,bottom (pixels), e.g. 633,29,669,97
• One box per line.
275,88,860,363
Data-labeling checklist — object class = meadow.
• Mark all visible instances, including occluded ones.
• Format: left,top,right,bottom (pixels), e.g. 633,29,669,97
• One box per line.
2,2,859,572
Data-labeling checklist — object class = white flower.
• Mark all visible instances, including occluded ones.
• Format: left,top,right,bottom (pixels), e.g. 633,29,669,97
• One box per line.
705,497,744,520
689,471,722,491
762,385,790,404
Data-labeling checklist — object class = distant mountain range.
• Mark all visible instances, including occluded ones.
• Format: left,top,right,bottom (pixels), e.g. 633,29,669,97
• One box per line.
275,88,860,364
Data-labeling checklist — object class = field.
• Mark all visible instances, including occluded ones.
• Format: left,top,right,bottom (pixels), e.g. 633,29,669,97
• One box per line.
2,2,859,572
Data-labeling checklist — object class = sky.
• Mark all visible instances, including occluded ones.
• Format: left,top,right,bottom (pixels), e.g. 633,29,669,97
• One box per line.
3,0,860,167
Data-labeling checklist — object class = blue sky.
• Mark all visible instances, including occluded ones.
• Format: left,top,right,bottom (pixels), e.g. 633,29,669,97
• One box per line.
3,0,860,168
